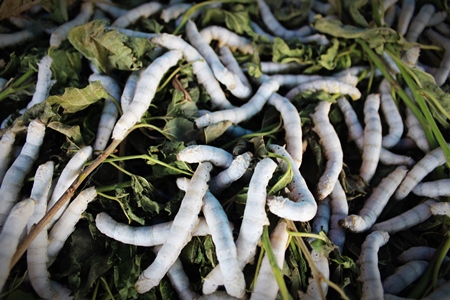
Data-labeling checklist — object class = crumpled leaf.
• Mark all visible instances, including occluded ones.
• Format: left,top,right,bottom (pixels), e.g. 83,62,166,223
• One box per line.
0,0,40,20
164,117,200,143
48,121,85,147
68,20,154,73
203,120,232,144
48,47,83,89
272,37,314,65
46,80,108,113
131,175,161,215
344,0,369,28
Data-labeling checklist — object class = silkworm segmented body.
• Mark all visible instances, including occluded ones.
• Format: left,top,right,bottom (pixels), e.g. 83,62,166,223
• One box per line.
0,129,16,184
219,46,252,99
120,69,142,113
285,79,361,101
412,179,450,198
209,152,252,195
379,80,403,149
329,181,348,253
398,246,450,263
177,145,234,168
404,95,430,153
430,202,450,217
382,260,429,295
200,26,254,54
397,0,415,36
405,4,436,43
24,55,55,111
111,2,162,28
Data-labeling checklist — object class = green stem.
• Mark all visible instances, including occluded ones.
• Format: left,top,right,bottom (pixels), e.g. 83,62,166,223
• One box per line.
131,123,174,140
107,161,134,177
287,231,329,242
0,69,36,102
370,0,382,27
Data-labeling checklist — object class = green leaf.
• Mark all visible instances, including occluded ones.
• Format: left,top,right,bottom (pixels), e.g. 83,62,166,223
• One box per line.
48,47,83,89
131,175,162,215
203,120,232,144
164,117,200,143
47,121,85,147
46,80,108,113
346,0,369,28
272,37,313,64
113,246,145,300
41,0,69,23
317,38,340,70
112,188,146,225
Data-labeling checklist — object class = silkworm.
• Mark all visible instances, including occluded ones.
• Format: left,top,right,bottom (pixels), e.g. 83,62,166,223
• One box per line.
249,21,275,42
339,166,408,233
111,2,162,28
427,11,448,27
395,145,448,200
49,2,94,48
47,187,97,265
267,93,303,168
266,144,317,222
209,152,253,195
379,80,403,149
424,28,450,86
405,4,436,43
24,55,55,111
0,129,17,184
404,88,430,153
311,100,343,200
0,28,43,49
298,248,330,300
397,0,415,36
430,202,450,217
260,62,304,74
357,230,390,300
151,33,235,110
383,4,397,28
383,260,429,295
112,50,182,141
47,146,93,227
421,281,450,300
258,74,324,89
94,0,128,19
202,158,277,294
311,197,331,234
135,162,212,294
160,3,191,23
177,145,234,168
329,181,348,253
0,198,35,291
197,109,254,138
199,26,254,54
120,69,142,113
194,78,280,128
412,179,450,198
371,198,438,234
401,45,421,68
398,246,450,263
0,119,45,228
219,46,253,99
285,79,361,101
250,220,289,300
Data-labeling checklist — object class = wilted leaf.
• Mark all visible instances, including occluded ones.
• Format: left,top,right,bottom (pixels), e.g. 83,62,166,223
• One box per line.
272,37,313,64
46,80,108,113
112,188,146,225
0,0,40,20
48,47,82,89
131,175,162,215
48,121,85,147
203,120,232,144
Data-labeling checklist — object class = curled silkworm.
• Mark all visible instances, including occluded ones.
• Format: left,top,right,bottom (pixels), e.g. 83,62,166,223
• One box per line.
199,26,254,54
177,145,234,168
111,2,162,28
219,46,253,99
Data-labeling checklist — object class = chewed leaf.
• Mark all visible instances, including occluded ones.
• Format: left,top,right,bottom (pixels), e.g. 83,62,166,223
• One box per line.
48,122,85,147
47,81,108,113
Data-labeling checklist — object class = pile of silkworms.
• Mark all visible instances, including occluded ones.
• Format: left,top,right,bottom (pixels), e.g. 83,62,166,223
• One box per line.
0,0,450,299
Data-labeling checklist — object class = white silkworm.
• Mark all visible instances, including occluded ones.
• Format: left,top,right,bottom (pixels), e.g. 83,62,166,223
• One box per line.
194,79,280,128
397,0,415,36
250,21,275,42
379,80,403,149
267,93,303,168
383,260,429,295
202,158,277,294
395,145,449,200
311,197,331,234
412,179,450,198
398,246,450,263
219,46,253,99
0,198,35,291
405,4,436,43
151,33,235,110
339,166,408,233
120,69,142,113
329,181,348,253
160,3,191,23
357,230,390,300
285,79,361,101
260,62,303,74
107,26,160,40
311,100,343,200
298,248,330,300
89,74,122,151
199,26,254,54
360,93,382,185
209,152,252,195
383,4,397,28
49,2,94,48
424,28,450,86
136,162,212,294
427,11,448,27
0,129,16,184
401,45,421,68
112,50,182,141
197,110,254,138
257,0,312,40
96,212,211,246
47,146,93,227
250,220,289,300
177,145,234,168
371,198,438,234
25,55,55,111
197,291,239,299
0,28,43,49
267,144,317,222
0,119,45,228
404,88,430,153
430,202,450,217
111,2,162,28
94,0,128,19
48,187,97,265
257,73,324,88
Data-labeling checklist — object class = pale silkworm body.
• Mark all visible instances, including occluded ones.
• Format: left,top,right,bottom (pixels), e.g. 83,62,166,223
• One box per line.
112,50,182,141
250,21,275,42
329,181,348,253
0,28,43,48
120,69,142,113
298,249,330,299
0,130,16,184
260,62,304,74
94,0,128,19
136,162,212,293
383,4,397,28
379,80,403,149
0,198,35,290
421,281,450,300
311,101,343,200
427,11,448,27
405,4,436,43
111,2,162,28
395,146,448,200
257,0,312,40
424,29,450,86
397,0,415,35
357,230,390,300
382,260,429,295
202,158,277,294
339,166,408,233
160,3,191,23
371,199,438,234
49,2,94,48
285,79,361,101
219,46,252,99
311,197,331,234
412,179,450,197
25,55,55,110
401,45,421,68
380,148,416,166
267,93,303,168
194,79,280,128
250,220,289,300
430,202,450,217
48,187,97,265
28,161,54,231
89,74,122,151
107,27,160,40
197,291,240,299
0,120,45,228
47,146,93,227
337,96,364,150
257,74,324,88
209,152,252,195
360,93,382,184
151,34,234,110
267,144,317,222
199,26,254,54
177,145,234,168
197,110,254,138
398,246,450,263
404,89,430,153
